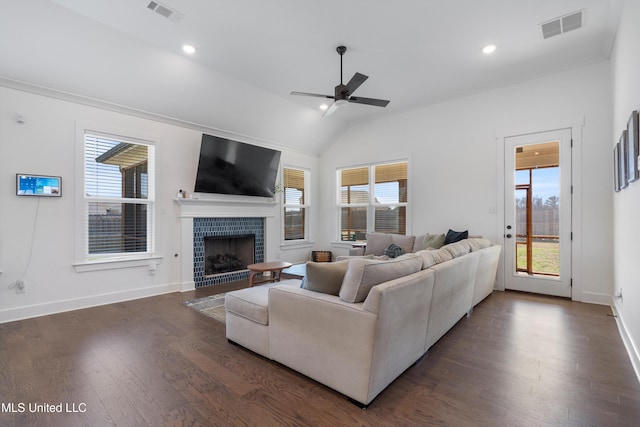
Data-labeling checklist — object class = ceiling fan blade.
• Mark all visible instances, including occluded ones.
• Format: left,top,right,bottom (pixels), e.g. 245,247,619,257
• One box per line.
348,96,390,107
322,102,340,117
291,91,334,99
345,72,368,95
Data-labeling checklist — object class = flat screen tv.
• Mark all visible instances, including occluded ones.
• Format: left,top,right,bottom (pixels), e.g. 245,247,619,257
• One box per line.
16,174,61,197
194,134,281,198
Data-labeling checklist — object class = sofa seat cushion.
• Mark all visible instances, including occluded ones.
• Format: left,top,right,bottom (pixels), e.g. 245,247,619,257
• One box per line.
225,280,300,325
225,286,272,325
339,254,423,303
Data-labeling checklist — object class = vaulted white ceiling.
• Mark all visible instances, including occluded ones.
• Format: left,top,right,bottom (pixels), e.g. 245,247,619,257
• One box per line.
0,0,621,153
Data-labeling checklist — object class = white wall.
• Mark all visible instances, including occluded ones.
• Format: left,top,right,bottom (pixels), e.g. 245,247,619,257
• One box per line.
610,0,640,377
319,61,613,304
0,85,318,323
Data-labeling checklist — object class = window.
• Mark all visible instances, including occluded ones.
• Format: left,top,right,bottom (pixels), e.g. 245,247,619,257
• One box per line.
338,161,408,241
282,167,309,241
83,131,155,259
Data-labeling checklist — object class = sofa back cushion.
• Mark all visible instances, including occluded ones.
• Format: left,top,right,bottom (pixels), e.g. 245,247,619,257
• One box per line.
365,233,416,256
339,254,423,303
415,248,454,269
468,237,492,251
441,240,472,258
301,260,351,295
364,233,393,256
391,234,416,254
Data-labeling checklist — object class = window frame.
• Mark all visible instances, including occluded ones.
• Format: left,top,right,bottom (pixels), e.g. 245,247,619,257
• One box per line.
281,166,311,245
337,160,409,242
74,122,159,271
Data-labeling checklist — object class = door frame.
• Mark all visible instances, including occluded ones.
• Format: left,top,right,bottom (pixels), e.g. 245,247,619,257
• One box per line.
495,117,584,301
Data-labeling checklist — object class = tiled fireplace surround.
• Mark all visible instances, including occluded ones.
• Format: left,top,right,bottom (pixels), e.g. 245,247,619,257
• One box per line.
194,217,264,287
176,198,277,291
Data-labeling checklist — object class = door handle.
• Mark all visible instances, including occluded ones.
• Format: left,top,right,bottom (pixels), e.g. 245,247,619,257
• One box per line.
506,234,512,239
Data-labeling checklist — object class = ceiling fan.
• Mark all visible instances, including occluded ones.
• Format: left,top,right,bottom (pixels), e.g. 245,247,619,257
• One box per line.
291,46,390,116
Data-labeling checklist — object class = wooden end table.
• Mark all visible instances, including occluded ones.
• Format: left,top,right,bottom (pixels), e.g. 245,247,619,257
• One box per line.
247,261,293,287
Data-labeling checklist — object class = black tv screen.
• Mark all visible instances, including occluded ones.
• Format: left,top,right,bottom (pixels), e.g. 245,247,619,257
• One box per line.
194,134,281,197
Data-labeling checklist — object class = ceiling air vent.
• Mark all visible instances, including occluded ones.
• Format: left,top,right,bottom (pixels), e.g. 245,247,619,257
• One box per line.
145,1,184,23
540,10,583,39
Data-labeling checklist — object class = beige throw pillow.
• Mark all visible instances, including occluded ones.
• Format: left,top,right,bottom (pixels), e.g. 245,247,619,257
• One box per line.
423,233,446,249
301,260,350,295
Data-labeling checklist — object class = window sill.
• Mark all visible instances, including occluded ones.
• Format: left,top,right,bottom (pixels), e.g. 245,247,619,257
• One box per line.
73,255,162,273
280,240,315,250
331,241,364,249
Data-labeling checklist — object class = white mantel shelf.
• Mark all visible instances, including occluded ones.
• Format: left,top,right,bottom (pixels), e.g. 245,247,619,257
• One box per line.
174,197,277,218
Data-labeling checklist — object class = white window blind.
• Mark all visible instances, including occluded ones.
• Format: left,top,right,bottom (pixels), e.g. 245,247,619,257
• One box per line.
283,167,308,241
373,162,408,235
84,132,155,257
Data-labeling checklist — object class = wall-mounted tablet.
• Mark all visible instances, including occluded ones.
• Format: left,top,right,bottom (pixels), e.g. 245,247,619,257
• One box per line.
16,174,61,197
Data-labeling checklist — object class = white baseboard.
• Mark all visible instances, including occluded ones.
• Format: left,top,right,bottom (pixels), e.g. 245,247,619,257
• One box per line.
181,281,196,292
580,291,611,306
612,301,640,384
0,282,182,324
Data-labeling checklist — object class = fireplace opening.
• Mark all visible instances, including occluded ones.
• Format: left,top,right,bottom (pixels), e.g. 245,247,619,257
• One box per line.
204,234,255,276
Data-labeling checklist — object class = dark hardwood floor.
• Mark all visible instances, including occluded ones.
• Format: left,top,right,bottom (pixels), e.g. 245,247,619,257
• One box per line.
1,282,639,426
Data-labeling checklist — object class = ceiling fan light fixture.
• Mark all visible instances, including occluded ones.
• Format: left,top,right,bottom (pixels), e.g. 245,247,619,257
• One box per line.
182,44,196,54
482,44,496,54
335,99,349,107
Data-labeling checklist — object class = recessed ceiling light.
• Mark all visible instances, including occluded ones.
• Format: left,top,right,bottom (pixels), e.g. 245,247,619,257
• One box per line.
482,44,496,54
182,44,196,54
319,104,329,111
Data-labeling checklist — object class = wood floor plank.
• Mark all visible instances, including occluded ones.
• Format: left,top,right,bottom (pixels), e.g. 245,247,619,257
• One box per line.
1,288,639,426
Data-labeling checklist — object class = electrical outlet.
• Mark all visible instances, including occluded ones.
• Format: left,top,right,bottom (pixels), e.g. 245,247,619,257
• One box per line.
15,280,26,293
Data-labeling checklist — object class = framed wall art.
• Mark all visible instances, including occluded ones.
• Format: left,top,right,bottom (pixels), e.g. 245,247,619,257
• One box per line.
627,110,639,183
619,131,629,190
614,143,620,192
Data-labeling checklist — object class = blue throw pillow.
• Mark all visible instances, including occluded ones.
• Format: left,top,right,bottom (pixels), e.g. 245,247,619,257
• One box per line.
445,229,468,245
383,243,404,258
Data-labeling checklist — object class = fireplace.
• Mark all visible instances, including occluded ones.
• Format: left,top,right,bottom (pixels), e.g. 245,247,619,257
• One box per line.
192,217,265,288
204,234,255,276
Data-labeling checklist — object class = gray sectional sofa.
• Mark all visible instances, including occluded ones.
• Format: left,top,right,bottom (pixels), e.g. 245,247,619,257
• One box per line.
224,237,501,406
